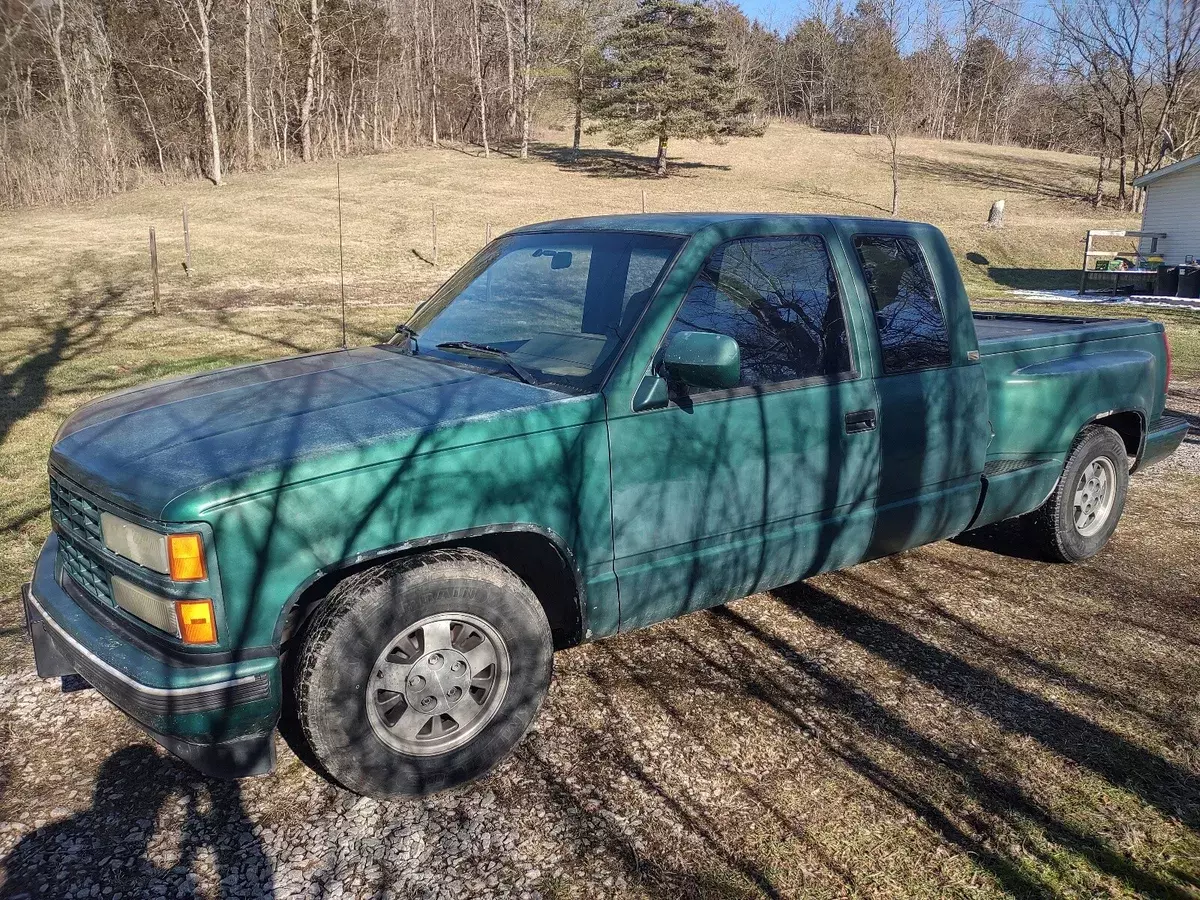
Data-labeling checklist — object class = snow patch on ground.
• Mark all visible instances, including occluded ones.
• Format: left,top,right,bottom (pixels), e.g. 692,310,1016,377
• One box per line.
1005,288,1200,311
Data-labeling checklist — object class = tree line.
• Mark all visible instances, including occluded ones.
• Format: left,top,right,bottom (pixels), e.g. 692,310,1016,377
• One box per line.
724,0,1200,210
1,0,1197,209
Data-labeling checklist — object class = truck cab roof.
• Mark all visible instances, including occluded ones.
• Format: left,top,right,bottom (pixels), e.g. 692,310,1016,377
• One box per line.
511,212,930,238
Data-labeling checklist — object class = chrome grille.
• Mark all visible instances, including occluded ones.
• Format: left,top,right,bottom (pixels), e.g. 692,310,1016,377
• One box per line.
58,533,114,606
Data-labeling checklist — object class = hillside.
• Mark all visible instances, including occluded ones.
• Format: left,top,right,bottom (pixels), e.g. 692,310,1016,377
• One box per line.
0,123,1150,670
4,124,1200,900
0,122,1137,314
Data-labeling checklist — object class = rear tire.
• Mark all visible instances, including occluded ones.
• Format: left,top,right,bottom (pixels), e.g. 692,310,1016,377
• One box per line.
296,549,553,798
1026,425,1130,562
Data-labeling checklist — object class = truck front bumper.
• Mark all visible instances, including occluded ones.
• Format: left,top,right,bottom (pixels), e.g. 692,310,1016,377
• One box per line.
1137,415,1191,472
23,533,281,778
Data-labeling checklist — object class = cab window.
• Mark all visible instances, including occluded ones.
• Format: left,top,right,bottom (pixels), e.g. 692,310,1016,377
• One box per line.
665,235,853,393
852,234,951,373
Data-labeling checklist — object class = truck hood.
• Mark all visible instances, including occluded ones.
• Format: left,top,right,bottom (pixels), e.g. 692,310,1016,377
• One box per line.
50,346,570,518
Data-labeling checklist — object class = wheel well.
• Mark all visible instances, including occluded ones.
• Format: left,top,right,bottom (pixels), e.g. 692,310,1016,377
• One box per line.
280,530,585,653
1093,410,1143,458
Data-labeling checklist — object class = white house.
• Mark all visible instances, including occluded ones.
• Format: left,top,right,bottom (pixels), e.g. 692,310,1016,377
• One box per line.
1134,154,1200,264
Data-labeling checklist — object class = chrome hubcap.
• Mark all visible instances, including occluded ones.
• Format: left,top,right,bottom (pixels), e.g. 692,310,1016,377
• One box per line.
1073,456,1116,537
366,613,509,756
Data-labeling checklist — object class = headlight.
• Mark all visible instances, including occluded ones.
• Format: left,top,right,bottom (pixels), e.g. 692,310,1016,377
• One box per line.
101,513,207,581
111,577,218,644
101,513,169,573
111,576,181,637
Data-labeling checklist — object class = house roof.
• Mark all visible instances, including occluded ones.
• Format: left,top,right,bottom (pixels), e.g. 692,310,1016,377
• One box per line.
1133,153,1200,187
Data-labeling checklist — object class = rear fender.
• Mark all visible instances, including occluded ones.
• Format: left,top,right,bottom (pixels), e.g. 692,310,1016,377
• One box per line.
1000,350,1154,458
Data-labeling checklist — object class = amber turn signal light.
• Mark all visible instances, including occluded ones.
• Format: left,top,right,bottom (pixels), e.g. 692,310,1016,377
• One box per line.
167,533,207,581
175,599,217,645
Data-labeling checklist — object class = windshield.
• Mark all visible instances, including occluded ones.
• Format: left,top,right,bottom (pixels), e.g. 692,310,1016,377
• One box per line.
406,231,683,392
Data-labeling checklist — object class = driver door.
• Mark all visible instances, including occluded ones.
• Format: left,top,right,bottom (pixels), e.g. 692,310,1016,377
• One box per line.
605,228,881,631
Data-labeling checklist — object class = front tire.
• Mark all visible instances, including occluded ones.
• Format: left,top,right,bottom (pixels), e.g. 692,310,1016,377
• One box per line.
296,549,553,798
1026,425,1130,562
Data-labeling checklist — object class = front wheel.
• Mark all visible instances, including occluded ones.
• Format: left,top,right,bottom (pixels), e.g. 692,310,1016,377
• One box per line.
1026,424,1130,562
295,549,553,798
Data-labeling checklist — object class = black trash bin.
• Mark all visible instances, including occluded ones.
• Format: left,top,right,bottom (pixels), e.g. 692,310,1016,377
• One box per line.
1179,267,1200,299
1157,265,1180,296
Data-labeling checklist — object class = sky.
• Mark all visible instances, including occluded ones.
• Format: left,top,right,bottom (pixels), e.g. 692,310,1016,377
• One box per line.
731,0,1058,38
732,0,801,31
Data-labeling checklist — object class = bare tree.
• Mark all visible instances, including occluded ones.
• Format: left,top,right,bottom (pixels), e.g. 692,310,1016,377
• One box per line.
471,0,490,155
32,0,75,138
428,0,439,146
126,0,225,184
1053,0,1200,208
300,0,322,162
519,0,533,157
491,0,517,130
244,0,255,166
194,0,221,183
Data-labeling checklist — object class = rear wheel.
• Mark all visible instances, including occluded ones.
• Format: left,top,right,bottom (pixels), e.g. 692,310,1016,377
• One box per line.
1026,425,1130,562
296,549,553,798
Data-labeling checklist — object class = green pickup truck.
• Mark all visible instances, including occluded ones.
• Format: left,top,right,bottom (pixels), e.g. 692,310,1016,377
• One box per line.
24,214,1187,798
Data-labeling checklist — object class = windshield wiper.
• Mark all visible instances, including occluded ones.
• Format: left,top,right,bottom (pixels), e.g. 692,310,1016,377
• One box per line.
435,341,538,385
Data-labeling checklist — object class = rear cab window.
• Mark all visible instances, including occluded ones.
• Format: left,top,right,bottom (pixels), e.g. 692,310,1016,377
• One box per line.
852,234,951,373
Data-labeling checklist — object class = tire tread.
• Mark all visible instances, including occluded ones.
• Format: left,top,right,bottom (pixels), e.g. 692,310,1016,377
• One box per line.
294,548,551,797
1025,424,1128,563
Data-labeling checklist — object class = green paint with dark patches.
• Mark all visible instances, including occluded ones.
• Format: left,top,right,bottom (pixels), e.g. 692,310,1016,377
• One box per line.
26,214,1184,768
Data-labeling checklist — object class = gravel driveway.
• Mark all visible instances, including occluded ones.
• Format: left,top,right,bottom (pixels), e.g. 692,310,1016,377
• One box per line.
1,387,1198,900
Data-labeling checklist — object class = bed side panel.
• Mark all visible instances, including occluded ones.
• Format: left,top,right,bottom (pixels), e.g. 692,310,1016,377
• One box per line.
971,335,1161,528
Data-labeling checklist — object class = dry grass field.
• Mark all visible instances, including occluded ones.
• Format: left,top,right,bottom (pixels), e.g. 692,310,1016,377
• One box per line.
1,122,1200,899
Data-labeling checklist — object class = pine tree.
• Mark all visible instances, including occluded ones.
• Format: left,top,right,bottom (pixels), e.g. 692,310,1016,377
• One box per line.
589,0,759,176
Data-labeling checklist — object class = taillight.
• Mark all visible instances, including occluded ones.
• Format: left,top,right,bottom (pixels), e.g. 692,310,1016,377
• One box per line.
1164,330,1173,393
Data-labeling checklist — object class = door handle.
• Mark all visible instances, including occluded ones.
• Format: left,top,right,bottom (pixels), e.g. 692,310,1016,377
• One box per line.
845,409,877,433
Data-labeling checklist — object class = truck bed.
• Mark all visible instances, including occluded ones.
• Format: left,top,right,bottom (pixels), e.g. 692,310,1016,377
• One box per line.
968,308,1169,531
973,311,1160,354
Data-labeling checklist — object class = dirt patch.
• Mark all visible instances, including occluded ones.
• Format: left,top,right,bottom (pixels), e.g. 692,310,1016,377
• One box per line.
1,429,1197,899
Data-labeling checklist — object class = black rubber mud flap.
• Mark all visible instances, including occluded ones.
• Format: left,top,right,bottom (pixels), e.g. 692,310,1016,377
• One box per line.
23,583,78,679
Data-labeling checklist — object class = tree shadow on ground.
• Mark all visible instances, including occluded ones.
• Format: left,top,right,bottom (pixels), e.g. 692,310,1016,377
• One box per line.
899,153,1094,204
776,183,891,214
775,580,1200,838
526,568,1199,898
0,745,274,899
0,283,143,448
528,143,732,180
516,741,780,899
702,581,1200,897
980,268,1080,291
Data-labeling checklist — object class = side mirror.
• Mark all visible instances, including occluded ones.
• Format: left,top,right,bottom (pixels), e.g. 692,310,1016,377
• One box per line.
663,331,740,390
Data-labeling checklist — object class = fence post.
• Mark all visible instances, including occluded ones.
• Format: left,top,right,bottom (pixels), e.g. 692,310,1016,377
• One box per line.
432,202,438,267
641,189,646,214
485,222,491,245
1079,230,1092,295
149,227,161,314
182,204,192,277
